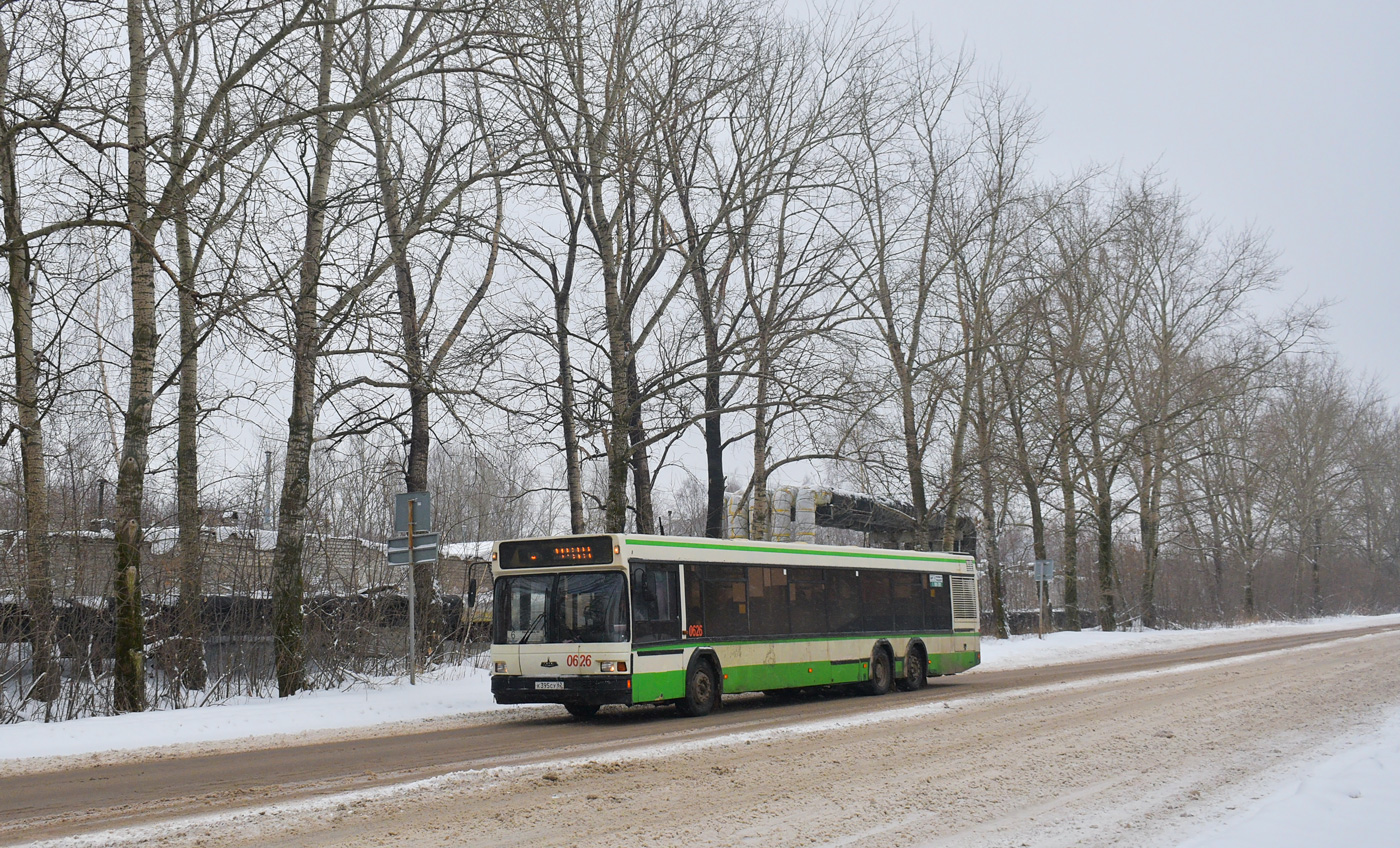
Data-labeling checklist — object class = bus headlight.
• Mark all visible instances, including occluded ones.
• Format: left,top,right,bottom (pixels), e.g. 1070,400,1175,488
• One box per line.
494,661,507,674
599,661,627,673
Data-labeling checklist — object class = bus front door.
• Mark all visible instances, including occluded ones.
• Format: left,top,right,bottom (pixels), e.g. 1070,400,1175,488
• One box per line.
630,562,685,703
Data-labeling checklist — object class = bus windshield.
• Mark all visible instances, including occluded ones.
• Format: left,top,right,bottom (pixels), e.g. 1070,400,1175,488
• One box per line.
494,571,629,644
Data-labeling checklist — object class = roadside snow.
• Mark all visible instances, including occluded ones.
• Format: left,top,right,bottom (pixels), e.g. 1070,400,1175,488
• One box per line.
1177,705,1400,848
0,665,522,764
975,612,1400,673
1,613,1396,767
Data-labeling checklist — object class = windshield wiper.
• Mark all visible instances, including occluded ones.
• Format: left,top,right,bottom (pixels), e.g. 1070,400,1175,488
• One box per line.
518,611,546,644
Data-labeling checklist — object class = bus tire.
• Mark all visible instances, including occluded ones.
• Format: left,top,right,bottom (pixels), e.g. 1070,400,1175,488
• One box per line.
678,658,720,717
565,703,600,719
897,643,927,691
860,646,892,696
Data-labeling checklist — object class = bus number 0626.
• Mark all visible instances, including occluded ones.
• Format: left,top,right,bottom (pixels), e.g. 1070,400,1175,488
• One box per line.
566,654,592,667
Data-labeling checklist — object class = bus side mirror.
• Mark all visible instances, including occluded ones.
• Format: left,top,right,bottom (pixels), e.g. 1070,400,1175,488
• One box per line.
468,579,478,608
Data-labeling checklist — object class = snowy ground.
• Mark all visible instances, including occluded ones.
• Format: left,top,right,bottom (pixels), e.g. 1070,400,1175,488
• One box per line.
1179,705,1400,848
0,662,526,765
3,613,1398,765
3,613,1398,847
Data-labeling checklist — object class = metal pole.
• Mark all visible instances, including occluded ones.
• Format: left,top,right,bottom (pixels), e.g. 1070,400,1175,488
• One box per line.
1037,577,1044,639
408,499,416,685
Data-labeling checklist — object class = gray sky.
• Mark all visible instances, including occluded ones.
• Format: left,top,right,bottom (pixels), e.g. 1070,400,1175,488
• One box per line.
891,0,1400,397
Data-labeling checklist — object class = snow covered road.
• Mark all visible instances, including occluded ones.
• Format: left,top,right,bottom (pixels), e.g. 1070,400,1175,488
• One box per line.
3,616,1399,847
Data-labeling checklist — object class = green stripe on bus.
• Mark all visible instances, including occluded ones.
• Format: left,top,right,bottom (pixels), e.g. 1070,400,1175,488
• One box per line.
629,649,981,704
624,537,971,565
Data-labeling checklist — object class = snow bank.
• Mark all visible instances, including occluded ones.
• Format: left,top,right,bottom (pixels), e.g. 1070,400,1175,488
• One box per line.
1177,705,1400,848
0,665,523,763
975,613,1400,674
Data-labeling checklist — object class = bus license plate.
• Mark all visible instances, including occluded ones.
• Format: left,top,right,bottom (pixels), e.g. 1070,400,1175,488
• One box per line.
535,681,564,690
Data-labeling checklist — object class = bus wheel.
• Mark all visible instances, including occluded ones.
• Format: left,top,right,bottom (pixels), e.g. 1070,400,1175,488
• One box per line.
898,646,927,691
565,703,600,719
678,660,720,717
860,648,892,696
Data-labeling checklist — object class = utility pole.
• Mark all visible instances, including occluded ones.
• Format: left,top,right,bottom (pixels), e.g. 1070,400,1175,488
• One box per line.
389,492,435,685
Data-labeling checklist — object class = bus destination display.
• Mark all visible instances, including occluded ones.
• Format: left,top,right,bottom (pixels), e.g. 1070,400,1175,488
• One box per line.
498,536,614,569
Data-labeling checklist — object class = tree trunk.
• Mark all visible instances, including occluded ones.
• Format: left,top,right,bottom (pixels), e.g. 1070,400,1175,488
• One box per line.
625,340,655,534
553,268,585,533
370,107,444,653
896,362,931,549
750,348,772,542
1136,410,1170,629
1054,378,1081,630
1243,555,1257,620
1,76,60,702
592,180,631,532
599,274,631,531
1137,448,1163,628
979,449,1008,639
174,193,207,691
683,216,726,539
703,363,725,538
1093,483,1117,631
271,3,338,697
1241,508,1257,620
1311,516,1323,616
114,0,156,713
942,377,973,551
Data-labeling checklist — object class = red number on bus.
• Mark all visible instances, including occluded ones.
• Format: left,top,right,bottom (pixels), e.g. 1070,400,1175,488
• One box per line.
687,624,704,638
566,654,592,667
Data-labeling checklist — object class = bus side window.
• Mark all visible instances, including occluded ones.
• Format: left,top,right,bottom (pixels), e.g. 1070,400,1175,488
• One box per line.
789,568,826,634
862,571,894,632
892,571,924,631
632,563,681,645
748,566,790,637
700,564,749,638
928,573,953,631
826,569,862,633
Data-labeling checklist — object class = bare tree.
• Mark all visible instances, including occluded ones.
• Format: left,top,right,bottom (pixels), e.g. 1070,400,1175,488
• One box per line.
0,9,59,702
840,42,970,548
1115,180,1285,626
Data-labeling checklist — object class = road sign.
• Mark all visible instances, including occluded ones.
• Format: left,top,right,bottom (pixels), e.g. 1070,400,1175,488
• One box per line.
388,532,440,566
394,492,432,534
1033,559,1055,582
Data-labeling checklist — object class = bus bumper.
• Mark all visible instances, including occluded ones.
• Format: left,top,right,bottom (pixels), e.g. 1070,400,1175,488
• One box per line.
491,675,634,706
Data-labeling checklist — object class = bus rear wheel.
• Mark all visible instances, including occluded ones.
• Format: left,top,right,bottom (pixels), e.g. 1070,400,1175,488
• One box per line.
860,648,892,696
678,660,720,717
565,703,600,719
898,646,927,691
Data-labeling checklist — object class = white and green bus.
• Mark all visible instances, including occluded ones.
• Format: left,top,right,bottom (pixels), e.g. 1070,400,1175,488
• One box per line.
489,534,981,718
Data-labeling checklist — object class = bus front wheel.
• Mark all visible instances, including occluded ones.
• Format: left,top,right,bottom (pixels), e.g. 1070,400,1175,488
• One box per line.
678,660,720,717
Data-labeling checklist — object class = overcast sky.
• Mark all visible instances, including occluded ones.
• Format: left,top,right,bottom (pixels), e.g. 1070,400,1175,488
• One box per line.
883,0,1399,398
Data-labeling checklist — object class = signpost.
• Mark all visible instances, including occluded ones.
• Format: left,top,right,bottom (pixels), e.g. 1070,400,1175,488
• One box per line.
1033,559,1055,638
390,492,437,685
